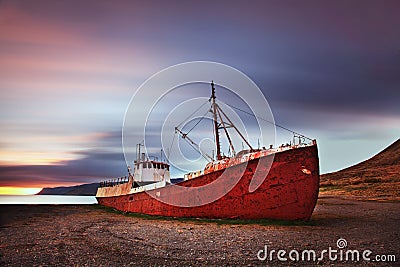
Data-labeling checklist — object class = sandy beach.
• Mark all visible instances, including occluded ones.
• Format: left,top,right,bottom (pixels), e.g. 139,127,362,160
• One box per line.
0,196,398,266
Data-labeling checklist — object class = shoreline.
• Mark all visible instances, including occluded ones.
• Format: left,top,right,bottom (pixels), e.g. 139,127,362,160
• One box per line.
1,196,399,266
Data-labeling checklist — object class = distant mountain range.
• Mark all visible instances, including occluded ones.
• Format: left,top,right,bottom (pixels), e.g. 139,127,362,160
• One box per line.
37,178,185,196
37,182,99,196
320,138,399,200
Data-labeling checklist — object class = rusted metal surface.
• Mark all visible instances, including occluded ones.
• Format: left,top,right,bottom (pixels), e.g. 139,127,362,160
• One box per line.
96,179,133,197
97,145,319,220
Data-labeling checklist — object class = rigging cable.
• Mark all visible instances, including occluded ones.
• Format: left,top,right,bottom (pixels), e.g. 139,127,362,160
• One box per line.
176,99,210,128
181,135,212,162
223,102,313,141
167,131,177,160
185,109,210,135
168,99,210,162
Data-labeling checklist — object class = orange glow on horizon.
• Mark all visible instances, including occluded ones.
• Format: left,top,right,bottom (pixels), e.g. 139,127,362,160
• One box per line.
0,151,75,166
0,187,43,195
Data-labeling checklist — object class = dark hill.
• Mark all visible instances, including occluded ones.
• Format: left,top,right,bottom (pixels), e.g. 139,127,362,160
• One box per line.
341,138,399,170
37,182,99,196
320,138,400,200
36,178,185,196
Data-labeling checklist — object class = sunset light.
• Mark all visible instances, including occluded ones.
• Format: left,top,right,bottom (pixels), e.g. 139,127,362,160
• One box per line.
0,1,398,193
0,1,398,266
0,187,43,195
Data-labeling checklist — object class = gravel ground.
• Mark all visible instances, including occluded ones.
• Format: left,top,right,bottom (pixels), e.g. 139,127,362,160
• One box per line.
0,196,399,266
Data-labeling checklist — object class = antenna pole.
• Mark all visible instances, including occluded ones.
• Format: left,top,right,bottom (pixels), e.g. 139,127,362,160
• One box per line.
211,81,222,160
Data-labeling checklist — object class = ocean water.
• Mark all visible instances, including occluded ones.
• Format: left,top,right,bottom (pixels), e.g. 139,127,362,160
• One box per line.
0,195,97,204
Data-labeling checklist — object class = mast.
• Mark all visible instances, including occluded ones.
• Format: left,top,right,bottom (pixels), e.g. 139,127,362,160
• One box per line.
211,81,222,160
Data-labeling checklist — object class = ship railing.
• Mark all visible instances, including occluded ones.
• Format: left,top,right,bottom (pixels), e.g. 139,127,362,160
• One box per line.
99,176,129,188
183,140,317,181
184,170,204,180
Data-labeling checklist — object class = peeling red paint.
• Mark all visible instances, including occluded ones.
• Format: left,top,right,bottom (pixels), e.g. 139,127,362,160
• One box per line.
97,145,319,220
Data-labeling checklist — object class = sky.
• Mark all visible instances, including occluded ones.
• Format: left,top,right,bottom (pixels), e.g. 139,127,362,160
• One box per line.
0,0,399,192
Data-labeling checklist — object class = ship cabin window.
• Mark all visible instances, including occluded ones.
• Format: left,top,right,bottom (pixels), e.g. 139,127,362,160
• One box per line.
166,164,169,171
160,164,164,169
157,163,161,169
143,162,147,168
147,162,152,169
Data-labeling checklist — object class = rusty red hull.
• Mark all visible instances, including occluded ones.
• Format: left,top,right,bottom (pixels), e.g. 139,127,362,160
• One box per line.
97,145,319,220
